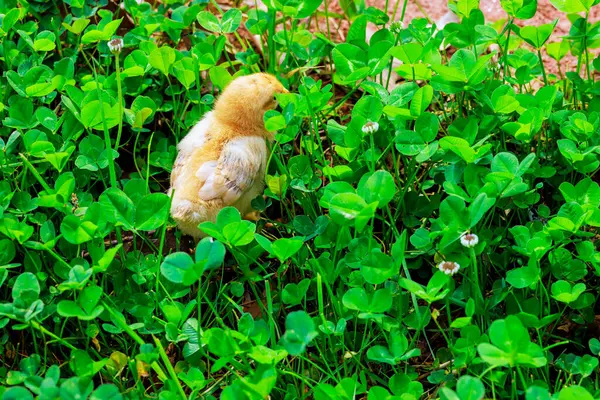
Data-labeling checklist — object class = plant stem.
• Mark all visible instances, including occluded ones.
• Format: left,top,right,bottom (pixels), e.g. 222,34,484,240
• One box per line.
153,335,188,399
18,154,52,192
469,246,484,316
114,52,124,151
102,301,168,381
503,18,514,82
398,0,409,24
386,34,401,90
537,48,548,85
267,9,277,73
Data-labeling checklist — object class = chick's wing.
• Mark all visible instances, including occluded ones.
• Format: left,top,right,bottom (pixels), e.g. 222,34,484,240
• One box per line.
197,136,267,205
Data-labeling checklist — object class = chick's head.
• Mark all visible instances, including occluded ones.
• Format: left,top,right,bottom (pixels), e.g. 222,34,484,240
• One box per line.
213,73,289,132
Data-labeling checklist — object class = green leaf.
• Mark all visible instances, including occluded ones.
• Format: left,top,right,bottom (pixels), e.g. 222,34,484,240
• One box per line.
12,272,40,304
70,349,106,377
492,86,519,114
342,287,369,311
506,266,540,289
271,237,305,262
195,238,226,272
197,11,222,32
90,384,123,400
222,221,256,246
547,40,569,61
357,170,397,208
332,43,368,83
33,31,56,51
558,386,594,400
440,136,477,163
149,46,176,76
62,18,90,35
500,0,524,15
492,152,519,176
328,193,368,226
477,315,547,368
282,279,311,306
449,0,480,18
410,85,433,117
519,20,557,49
295,0,324,18
352,95,383,123
135,193,170,231
281,310,318,356
161,252,195,285
501,0,537,18
551,280,586,303
390,42,423,65
26,82,55,97
1,8,23,34
172,57,196,89
99,188,135,230
220,9,243,33
549,0,593,13
80,100,120,130
456,375,485,400
208,65,232,91
0,239,16,265
2,387,34,400
81,19,122,43
60,215,97,245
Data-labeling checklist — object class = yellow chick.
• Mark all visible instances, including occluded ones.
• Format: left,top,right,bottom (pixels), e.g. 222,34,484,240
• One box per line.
168,72,288,240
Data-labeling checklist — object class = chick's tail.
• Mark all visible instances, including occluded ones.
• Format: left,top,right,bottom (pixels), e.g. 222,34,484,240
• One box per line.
168,192,208,240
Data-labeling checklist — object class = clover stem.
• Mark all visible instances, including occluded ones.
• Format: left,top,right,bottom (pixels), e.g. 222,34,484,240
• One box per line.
445,296,453,342
584,12,591,83
537,49,548,86
30,320,77,350
503,18,514,82
469,246,484,316
152,335,188,399
114,51,124,151
18,154,52,192
516,365,528,391
102,301,168,381
267,9,277,73
432,313,451,347
369,133,376,172
385,34,401,90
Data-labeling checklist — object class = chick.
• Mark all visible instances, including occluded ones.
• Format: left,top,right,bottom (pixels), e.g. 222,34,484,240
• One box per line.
168,72,288,240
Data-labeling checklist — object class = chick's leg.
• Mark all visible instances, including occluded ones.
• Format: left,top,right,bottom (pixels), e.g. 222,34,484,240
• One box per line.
242,210,261,221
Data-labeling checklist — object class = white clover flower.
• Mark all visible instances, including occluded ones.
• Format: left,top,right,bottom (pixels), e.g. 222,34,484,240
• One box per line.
438,261,460,275
460,232,479,248
390,21,403,34
362,121,379,134
108,37,123,54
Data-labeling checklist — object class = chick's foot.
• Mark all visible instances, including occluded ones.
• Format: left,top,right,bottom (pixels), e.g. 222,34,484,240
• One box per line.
243,211,261,221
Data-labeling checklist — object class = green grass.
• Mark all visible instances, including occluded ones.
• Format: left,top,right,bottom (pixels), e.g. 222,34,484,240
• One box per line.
2,0,600,399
